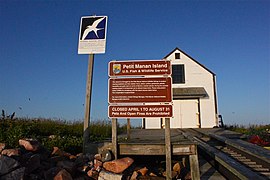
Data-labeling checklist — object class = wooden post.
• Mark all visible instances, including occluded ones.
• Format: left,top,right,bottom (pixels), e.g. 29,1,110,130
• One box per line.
189,146,200,180
83,54,94,153
165,118,172,180
127,118,131,140
112,118,118,159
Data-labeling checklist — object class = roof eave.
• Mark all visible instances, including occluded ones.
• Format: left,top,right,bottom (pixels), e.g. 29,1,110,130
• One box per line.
164,47,216,76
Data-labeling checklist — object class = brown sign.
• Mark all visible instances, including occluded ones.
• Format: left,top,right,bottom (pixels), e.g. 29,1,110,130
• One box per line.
108,77,172,103
108,105,173,118
109,60,171,77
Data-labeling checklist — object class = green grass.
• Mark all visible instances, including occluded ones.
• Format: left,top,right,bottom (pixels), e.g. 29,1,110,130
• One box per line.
0,117,126,154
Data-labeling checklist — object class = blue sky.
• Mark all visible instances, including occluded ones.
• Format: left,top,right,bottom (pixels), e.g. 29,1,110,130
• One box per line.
0,0,269,126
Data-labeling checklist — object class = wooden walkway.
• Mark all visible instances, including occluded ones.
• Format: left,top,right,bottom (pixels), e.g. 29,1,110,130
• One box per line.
118,129,197,156
111,118,200,180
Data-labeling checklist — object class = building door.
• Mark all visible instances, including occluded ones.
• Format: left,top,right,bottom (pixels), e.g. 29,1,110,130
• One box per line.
171,99,200,128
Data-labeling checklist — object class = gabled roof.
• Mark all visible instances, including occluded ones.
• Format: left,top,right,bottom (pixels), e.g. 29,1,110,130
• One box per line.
164,47,215,75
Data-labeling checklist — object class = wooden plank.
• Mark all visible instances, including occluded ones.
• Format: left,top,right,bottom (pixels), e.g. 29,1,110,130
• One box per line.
112,118,118,159
118,129,193,144
118,144,197,155
165,118,172,180
119,144,166,155
172,144,196,155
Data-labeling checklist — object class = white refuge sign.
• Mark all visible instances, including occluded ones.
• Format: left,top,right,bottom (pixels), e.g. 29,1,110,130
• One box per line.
78,15,108,54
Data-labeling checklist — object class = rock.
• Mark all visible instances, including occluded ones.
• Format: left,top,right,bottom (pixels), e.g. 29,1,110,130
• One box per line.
20,151,34,164
51,146,71,158
50,155,66,164
87,169,99,179
38,146,51,160
130,171,138,180
101,150,112,162
94,159,103,169
162,170,178,178
69,155,77,160
0,143,5,152
1,148,20,156
87,168,94,177
74,153,94,167
0,155,20,175
184,171,191,180
44,167,62,179
94,153,102,161
26,173,41,180
98,170,123,180
179,166,190,180
85,153,95,161
172,171,178,178
173,162,181,174
138,166,148,176
57,160,76,175
1,167,25,179
149,172,157,176
19,139,40,151
51,147,64,156
103,157,134,174
49,135,57,139
25,154,41,174
74,175,86,180
54,168,73,180
77,165,90,172
76,152,83,157
88,160,94,167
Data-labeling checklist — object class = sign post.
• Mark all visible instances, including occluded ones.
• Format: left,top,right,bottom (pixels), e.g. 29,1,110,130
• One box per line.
78,15,107,153
83,54,94,151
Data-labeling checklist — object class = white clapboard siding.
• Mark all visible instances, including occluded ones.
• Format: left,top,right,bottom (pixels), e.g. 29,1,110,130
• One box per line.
144,48,218,129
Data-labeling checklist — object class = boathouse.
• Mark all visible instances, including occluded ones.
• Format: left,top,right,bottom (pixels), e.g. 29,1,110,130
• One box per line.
143,47,219,128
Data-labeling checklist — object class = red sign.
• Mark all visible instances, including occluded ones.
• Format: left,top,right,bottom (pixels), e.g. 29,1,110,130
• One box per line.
108,77,172,103
108,105,173,118
109,60,171,77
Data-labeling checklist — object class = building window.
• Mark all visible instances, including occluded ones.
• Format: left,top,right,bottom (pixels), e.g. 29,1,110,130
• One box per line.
172,64,185,84
175,53,180,59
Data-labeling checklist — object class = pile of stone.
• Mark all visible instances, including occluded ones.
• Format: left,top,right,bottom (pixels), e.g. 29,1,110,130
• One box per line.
0,139,191,179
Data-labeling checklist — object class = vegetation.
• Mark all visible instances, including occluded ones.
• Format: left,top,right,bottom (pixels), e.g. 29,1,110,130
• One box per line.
0,117,126,154
225,124,270,146
1,111,268,155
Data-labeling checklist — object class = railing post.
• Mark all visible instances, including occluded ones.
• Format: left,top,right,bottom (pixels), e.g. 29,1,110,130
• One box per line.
112,118,118,159
165,118,172,180
127,118,131,140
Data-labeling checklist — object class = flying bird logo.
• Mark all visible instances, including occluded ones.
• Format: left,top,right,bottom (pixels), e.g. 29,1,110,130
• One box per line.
80,16,106,40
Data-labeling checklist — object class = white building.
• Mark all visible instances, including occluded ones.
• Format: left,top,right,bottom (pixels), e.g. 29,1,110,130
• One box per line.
143,48,219,128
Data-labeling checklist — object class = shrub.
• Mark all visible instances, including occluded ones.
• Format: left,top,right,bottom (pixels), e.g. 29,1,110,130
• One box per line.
226,124,270,146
